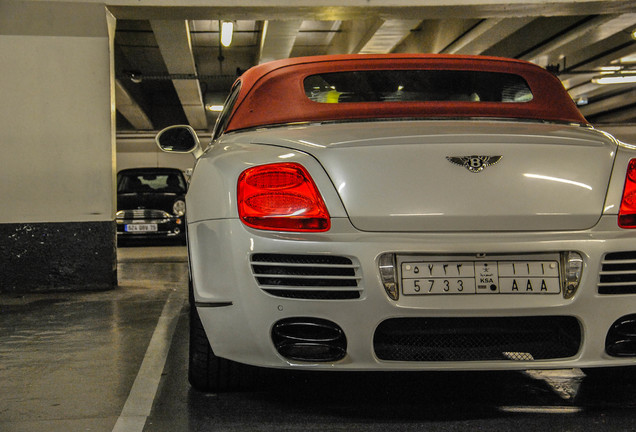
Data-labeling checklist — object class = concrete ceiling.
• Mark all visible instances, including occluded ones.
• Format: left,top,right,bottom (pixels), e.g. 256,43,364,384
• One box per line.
110,1,636,133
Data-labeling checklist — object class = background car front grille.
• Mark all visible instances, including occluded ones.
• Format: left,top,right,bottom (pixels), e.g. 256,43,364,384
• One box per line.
117,209,171,220
599,251,636,294
373,316,581,362
250,253,361,300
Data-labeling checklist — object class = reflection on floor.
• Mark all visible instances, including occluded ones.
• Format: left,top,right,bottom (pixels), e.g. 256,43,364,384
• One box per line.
0,246,188,432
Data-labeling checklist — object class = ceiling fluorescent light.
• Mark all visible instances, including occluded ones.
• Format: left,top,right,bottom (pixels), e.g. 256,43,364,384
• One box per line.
592,73,636,85
221,21,233,47
206,104,224,112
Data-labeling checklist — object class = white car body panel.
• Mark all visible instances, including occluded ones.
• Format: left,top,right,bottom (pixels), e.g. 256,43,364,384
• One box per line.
189,215,636,370
184,119,636,371
217,121,617,232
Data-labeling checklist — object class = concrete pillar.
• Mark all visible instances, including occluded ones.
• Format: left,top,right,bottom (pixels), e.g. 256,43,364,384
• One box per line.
0,1,117,293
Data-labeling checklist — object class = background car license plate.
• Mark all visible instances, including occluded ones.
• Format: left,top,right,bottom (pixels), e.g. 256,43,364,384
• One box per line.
125,224,158,232
401,260,560,295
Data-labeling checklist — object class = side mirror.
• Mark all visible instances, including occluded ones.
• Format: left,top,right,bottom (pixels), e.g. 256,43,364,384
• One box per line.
155,125,204,158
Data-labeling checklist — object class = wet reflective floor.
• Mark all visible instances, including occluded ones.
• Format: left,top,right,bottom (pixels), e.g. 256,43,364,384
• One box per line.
0,247,188,432
151,325,636,432
2,247,636,432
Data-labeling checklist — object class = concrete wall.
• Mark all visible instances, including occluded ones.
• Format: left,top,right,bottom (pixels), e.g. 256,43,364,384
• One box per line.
116,135,200,173
600,125,636,146
0,1,117,293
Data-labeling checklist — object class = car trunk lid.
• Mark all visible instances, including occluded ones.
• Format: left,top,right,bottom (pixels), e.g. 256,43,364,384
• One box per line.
251,121,617,232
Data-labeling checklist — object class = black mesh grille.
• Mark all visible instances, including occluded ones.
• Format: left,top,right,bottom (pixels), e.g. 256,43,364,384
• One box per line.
117,209,170,220
252,265,356,278
256,277,358,287
250,254,361,300
252,254,353,265
374,316,581,362
263,290,360,300
599,251,636,294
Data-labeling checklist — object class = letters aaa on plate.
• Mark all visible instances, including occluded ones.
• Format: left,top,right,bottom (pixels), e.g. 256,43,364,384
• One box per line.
401,259,560,295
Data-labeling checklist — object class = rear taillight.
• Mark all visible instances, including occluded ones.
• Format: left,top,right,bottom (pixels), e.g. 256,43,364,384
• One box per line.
619,159,636,228
237,163,330,232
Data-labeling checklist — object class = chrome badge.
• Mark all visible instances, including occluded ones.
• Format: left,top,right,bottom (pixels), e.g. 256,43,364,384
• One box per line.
446,155,502,173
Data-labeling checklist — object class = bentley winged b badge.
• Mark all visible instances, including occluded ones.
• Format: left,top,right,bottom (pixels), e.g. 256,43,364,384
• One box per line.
446,155,502,173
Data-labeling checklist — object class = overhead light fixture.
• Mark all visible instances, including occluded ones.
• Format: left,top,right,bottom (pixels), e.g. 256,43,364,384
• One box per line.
575,96,588,106
124,70,143,84
592,73,636,85
204,92,227,113
221,21,233,47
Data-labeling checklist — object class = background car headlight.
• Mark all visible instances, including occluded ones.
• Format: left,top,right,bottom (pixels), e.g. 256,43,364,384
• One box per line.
173,200,186,216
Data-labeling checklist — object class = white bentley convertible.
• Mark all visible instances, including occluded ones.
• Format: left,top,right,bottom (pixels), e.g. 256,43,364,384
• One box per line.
157,54,636,391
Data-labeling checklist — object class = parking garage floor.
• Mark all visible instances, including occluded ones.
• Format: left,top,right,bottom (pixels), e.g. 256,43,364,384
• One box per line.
3,246,636,432
0,246,188,432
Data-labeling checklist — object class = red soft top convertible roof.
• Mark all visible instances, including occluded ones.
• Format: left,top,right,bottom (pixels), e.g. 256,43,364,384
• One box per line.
224,54,587,133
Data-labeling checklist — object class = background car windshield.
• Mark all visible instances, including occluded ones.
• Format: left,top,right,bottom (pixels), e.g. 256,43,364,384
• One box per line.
304,70,533,104
118,173,186,193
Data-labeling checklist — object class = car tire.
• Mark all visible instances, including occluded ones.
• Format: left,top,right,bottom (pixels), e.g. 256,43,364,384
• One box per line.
188,296,257,392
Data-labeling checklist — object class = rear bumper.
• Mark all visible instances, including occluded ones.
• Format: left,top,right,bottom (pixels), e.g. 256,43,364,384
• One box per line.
189,215,636,371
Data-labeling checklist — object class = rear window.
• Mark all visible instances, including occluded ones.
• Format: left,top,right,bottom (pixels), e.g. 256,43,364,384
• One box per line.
304,70,533,104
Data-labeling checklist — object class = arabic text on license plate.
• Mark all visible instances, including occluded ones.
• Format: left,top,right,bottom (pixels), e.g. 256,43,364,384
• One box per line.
401,260,560,295
126,224,158,232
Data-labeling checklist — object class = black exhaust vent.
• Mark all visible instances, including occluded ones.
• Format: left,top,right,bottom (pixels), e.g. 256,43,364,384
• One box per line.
374,316,581,362
272,317,347,362
606,314,636,357
599,251,636,294
251,254,361,300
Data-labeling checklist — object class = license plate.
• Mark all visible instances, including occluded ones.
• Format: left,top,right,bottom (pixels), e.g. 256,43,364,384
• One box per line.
125,224,158,232
401,259,560,295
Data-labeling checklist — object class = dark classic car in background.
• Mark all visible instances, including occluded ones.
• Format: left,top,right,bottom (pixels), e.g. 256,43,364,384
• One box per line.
157,54,636,392
116,168,187,244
